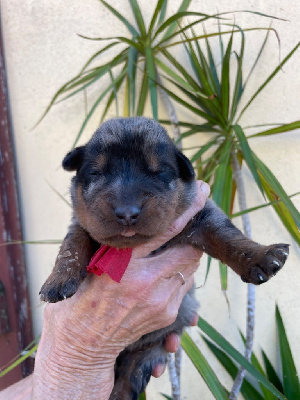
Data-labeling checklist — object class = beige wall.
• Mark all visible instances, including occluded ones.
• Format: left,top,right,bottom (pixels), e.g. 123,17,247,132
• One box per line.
1,0,300,398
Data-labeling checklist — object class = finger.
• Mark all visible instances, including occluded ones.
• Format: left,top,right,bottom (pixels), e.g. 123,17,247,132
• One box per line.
164,332,180,353
136,181,210,256
190,313,199,326
152,363,166,378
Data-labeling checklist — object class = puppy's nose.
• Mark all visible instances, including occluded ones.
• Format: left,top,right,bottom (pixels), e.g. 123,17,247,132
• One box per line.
114,206,141,226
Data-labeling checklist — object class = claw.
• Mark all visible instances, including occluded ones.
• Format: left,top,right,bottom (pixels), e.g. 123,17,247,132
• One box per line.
258,273,264,282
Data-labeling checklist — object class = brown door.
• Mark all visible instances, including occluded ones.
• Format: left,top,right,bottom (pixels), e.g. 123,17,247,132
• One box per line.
0,27,34,389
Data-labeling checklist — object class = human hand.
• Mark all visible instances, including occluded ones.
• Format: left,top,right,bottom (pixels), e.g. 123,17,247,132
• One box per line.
32,180,210,399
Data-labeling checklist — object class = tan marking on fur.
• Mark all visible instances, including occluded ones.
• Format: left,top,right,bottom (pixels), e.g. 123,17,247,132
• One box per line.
94,154,107,170
144,152,159,171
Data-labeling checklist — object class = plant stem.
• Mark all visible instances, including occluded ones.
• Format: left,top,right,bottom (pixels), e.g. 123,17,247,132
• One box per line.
229,152,256,400
167,353,181,400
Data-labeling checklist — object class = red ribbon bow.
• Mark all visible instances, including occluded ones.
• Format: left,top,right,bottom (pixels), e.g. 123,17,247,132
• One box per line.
87,245,133,282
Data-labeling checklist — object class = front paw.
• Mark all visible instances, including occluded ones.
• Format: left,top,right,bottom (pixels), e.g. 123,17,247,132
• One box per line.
40,276,83,303
241,243,289,285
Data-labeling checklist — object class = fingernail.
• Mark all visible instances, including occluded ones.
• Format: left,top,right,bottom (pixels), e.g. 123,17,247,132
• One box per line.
200,182,210,197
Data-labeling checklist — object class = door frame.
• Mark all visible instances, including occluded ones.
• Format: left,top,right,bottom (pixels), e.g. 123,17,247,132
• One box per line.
0,23,34,389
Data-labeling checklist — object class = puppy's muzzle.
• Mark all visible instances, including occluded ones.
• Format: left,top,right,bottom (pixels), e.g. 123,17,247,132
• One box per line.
114,205,141,226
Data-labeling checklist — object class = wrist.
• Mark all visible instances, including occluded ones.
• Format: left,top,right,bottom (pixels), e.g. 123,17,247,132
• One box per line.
32,339,116,400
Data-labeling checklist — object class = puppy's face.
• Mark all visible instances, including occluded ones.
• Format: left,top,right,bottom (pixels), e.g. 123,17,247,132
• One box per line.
63,118,195,248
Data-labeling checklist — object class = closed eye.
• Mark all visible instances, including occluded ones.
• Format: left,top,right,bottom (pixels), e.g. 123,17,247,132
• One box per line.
90,170,102,177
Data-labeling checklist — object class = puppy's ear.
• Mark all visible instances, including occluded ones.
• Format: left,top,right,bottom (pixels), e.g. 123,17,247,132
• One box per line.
176,150,195,182
62,146,85,171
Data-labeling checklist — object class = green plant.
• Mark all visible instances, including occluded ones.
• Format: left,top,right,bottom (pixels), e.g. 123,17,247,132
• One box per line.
160,23,299,399
159,24,300,251
183,305,300,400
37,0,222,147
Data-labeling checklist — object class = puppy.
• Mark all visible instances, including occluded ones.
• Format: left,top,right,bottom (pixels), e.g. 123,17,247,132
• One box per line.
40,117,289,399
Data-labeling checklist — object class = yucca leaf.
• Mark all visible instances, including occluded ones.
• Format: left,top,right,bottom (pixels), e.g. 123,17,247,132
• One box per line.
276,305,300,399
181,332,229,399
252,152,300,230
158,0,168,25
203,25,221,98
166,27,276,49
190,136,220,162
233,125,264,195
123,77,130,117
162,75,214,115
221,31,233,122
212,140,232,207
37,49,128,127
230,26,245,123
262,350,284,393
181,29,212,95
197,316,287,400
109,70,119,116
100,65,127,122
243,23,272,90
239,331,277,400
248,120,300,138
160,49,204,92
157,84,218,124
127,45,139,115
201,142,224,183
159,119,214,128
57,56,127,104
219,262,228,291
204,255,212,284
136,66,148,116
159,0,191,41
148,0,165,34
154,58,197,93
76,35,144,52
231,191,300,219
202,336,264,400
181,126,221,141
164,50,225,125
161,395,173,400
145,47,158,120
157,13,222,48
221,162,233,216
75,41,121,74
128,0,147,38
259,174,300,244
73,69,127,147
193,28,219,98
138,391,147,400
0,343,38,377
1,239,62,246
99,0,139,36
155,11,216,39
218,19,224,63
34,68,101,127
237,42,300,122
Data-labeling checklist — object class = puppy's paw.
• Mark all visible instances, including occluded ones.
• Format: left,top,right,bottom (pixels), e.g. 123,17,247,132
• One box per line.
241,243,289,285
40,264,87,302
40,277,82,303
